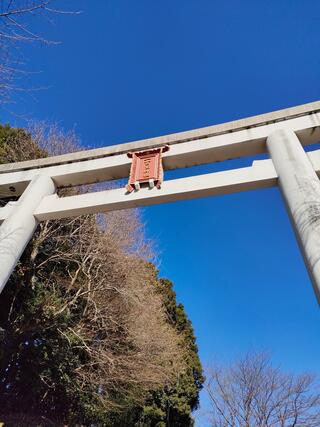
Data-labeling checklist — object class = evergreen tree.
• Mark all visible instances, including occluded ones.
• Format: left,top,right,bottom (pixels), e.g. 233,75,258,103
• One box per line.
138,278,204,427
101,277,204,427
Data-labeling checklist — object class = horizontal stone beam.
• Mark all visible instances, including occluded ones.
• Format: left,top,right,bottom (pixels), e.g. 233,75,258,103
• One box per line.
1,148,319,223
0,114,320,198
33,159,277,221
0,100,319,174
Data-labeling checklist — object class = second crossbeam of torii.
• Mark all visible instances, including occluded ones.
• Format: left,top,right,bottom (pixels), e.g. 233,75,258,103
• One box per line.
1,101,320,305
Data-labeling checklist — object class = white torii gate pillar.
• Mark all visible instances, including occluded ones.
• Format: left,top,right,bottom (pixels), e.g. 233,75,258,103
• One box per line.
0,175,55,293
267,129,320,302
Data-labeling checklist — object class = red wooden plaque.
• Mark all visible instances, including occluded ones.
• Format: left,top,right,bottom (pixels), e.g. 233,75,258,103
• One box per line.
126,146,169,192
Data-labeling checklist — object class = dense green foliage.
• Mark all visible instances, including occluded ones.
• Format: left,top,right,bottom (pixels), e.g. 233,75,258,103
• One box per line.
0,125,204,426
0,264,91,423
0,124,45,164
102,278,204,427
139,278,204,426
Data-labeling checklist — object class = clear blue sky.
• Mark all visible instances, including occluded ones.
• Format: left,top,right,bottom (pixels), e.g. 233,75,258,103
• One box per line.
2,1,320,425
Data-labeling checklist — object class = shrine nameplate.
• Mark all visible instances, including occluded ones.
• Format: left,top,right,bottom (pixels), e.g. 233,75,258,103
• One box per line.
126,146,169,192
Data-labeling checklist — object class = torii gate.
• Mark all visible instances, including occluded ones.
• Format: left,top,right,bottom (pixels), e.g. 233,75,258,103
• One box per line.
1,101,320,304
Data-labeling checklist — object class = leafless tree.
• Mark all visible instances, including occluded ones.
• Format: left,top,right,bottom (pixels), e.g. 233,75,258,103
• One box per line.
0,1,78,103
206,353,320,427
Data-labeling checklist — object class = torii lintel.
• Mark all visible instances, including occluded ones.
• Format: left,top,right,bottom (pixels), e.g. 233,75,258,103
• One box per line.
1,101,320,304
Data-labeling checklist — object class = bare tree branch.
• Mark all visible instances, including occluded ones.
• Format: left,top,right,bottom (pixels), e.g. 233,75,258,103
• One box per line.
206,353,320,427
0,1,80,104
